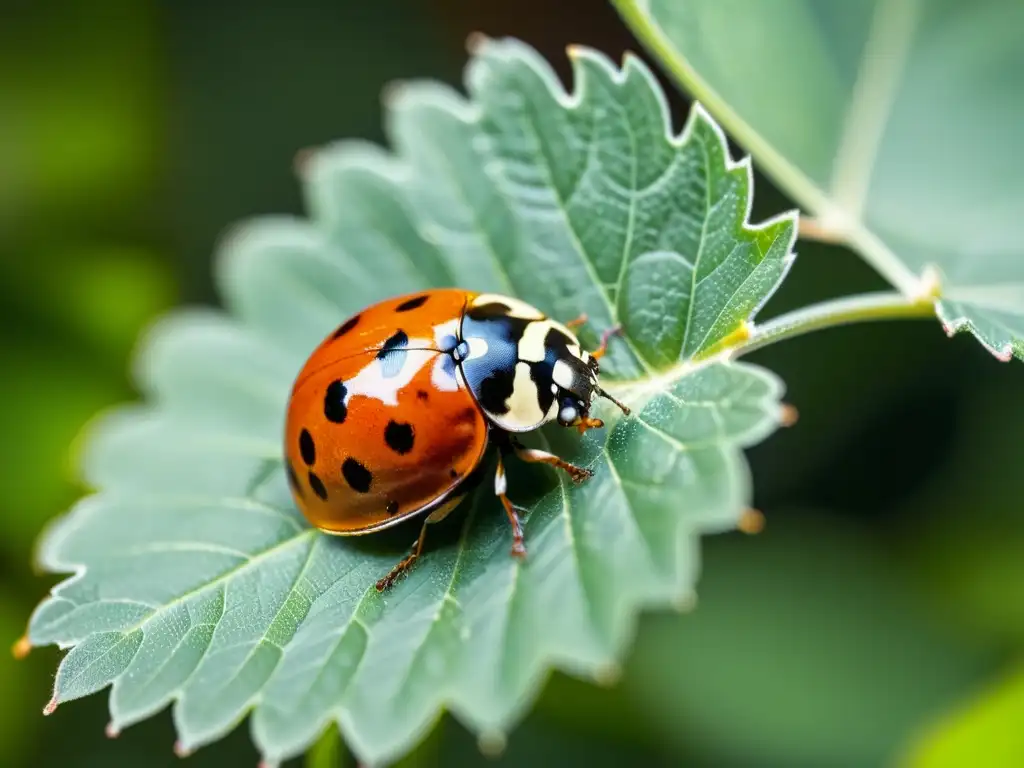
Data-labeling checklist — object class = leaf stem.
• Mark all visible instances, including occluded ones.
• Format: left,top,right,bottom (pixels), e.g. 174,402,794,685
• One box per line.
734,291,937,357
796,217,848,245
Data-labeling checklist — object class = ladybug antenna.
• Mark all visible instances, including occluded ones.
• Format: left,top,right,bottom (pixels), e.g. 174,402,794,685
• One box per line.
596,386,630,416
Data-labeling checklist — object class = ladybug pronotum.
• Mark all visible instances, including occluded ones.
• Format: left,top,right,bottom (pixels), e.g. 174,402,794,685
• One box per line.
283,289,630,591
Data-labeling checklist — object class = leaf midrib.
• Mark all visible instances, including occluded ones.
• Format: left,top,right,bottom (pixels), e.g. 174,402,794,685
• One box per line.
680,127,714,359
610,81,640,314
427,107,517,298
513,78,656,374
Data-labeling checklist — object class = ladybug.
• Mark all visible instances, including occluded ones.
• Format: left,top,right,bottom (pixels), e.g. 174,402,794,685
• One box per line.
283,289,630,591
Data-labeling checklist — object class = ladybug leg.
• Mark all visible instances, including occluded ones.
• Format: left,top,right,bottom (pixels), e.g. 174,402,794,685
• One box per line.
564,312,588,330
511,439,594,484
495,453,527,559
375,499,461,592
375,523,429,592
589,324,624,361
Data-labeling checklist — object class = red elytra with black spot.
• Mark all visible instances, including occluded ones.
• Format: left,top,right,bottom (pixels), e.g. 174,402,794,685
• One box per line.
284,288,487,536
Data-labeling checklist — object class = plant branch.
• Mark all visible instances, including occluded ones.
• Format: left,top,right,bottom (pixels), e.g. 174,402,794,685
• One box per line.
733,291,937,358
796,217,848,244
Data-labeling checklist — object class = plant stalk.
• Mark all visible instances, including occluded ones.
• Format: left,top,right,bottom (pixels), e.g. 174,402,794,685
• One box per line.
733,291,937,358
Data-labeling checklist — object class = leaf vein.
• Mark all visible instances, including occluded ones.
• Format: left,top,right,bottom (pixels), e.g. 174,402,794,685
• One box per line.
514,90,655,373
679,130,712,359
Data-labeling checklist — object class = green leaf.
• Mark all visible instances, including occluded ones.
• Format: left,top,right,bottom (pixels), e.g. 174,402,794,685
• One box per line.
901,663,1024,768
26,38,795,766
614,0,1024,362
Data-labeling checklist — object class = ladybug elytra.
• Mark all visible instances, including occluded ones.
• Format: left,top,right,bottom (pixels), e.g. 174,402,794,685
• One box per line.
283,289,630,591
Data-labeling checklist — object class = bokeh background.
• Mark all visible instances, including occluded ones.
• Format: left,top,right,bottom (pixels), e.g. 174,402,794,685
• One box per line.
2,1,1020,766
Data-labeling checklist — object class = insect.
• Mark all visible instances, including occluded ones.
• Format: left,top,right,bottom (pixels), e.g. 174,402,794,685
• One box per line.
283,289,630,591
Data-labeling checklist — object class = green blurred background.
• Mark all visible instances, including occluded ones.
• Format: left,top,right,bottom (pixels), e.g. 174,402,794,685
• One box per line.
2,1,1020,765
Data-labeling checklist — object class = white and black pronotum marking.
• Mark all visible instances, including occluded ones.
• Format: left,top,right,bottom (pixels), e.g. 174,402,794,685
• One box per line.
456,293,602,433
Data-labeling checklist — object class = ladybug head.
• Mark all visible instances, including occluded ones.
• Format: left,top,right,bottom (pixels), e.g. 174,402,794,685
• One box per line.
553,352,630,429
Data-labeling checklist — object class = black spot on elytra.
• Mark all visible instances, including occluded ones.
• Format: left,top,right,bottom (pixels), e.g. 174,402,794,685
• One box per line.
308,471,328,500
342,458,373,493
478,369,515,414
324,380,348,424
386,500,399,515
384,420,415,455
395,295,428,312
456,406,480,424
449,468,459,480
377,330,408,358
286,461,303,497
416,389,429,401
332,314,360,339
299,429,316,465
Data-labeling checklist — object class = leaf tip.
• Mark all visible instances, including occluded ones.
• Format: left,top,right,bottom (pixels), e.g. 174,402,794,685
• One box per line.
293,146,318,180
42,697,58,716
594,662,622,688
779,402,799,428
477,729,507,758
672,590,698,613
993,343,1015,362
10,634,30,660
381,79,410,110
687,100,723,143
737,508,766,535
105,722,121,739
174,740,193,759
465,31,491,55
